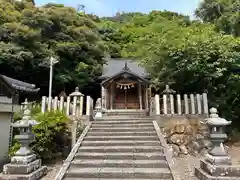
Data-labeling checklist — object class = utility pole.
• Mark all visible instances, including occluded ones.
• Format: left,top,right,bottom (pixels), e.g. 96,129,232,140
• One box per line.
48,56,59,110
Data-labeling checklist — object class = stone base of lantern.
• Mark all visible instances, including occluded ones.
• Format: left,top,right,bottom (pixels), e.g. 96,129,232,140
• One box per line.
205,153,232,165
0,154,47,180
195,159,240,180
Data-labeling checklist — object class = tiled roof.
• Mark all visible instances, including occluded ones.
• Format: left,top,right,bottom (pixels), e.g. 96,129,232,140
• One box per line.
0,75,40,93
101,58,148,78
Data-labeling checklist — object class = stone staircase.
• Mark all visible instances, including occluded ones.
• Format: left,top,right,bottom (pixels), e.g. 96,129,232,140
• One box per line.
56,113,173,180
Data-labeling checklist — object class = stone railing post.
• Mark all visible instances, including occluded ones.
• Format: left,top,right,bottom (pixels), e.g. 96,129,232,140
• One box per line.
177,94,182,115
184,94,189,114
190,94,195,114
202,93,208,115
66,96,71,116
0,107,47,179
155,95,160,115
59,96,64,111
196,94,202,115
41,96,46,113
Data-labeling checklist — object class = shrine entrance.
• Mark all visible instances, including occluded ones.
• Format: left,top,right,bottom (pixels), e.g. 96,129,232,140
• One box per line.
114,81,139,109
101,63,150,110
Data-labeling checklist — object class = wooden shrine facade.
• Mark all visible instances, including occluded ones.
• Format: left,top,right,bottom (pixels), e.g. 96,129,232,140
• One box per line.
100,59,150,110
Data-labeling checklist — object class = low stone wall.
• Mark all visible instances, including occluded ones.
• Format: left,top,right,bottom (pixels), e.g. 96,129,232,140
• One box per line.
156,115,212,157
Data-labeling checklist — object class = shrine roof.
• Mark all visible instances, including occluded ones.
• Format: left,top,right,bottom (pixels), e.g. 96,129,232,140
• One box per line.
0,75,40,94
100,58,149,79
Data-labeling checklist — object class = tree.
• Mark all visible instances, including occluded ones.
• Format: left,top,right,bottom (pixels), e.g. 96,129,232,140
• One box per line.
0,0,107,96
195,0,240,36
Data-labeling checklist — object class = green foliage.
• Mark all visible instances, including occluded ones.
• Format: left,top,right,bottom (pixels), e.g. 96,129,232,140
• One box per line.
0,0,107,95
99,10,240,131
32,110,70,160
10,110,70,160
195,0,240,36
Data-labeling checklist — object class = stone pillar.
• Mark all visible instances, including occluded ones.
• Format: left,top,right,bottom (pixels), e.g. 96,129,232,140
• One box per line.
196,94,202,115
190,94,195,114
177,94,182,115
59,96,64,111
155,95,160,115
101,86,105,109
41,96,46,113
53,96,58,110
66,96,71,116
110,84,113,109
138,83,142,110
169,94,174,114
202,93,208,115
184,94,189,114
145,86,149,110
163,94,167,115
0,108,47,180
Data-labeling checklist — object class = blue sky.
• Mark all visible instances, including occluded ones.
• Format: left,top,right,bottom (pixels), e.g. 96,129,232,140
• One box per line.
35,0,202,18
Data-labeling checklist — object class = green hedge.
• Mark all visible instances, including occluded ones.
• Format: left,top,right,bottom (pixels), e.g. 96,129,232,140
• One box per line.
9,108,70,160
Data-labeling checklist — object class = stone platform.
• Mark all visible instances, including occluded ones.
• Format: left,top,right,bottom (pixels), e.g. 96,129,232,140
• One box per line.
195,159,240,180
0,154,47,180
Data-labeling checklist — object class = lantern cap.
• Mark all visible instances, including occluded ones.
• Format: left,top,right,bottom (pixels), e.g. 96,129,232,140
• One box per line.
70,87,84,97
205,107,231,126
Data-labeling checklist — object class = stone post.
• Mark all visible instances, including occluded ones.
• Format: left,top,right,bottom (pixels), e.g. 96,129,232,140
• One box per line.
53,96,58,110
66,96,70,116
184,94,189,114
177,94,182,115
202,93,209,115
169,94,174,114
163,95,167,115
196,94,202,115
41,96,46,113
190,94,195,114
0,107,47,180
59,96,64,111
155,95,160,115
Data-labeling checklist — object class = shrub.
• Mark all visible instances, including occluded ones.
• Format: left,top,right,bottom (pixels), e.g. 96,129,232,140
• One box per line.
10,110,70,161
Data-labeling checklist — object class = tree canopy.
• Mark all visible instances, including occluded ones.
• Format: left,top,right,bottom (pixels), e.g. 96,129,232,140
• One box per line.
0,0,239,129
0,0,107,96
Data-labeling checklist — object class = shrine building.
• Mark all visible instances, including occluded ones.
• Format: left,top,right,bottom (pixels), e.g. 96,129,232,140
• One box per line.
99,58,151,110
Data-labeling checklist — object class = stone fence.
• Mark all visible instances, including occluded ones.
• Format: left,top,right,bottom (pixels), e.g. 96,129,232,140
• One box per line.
150,86,208,116
40,87,94,119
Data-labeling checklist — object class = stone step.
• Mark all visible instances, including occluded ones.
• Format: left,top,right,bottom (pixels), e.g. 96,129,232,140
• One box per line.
78,146,164,153
74,152,166,160
82,140,160,146
70,159,168,168
84,136,159,141
65,167,172,179
91,123,153,127
64,178,173,180
87,131,157,136
92,120,153,124
101,117,153,120
89,127,155,132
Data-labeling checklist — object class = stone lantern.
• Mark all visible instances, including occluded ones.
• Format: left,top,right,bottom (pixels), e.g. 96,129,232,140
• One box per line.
70,87,84,118
94,98,103,120
0,107,47,180
205,107,232,165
